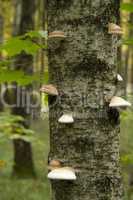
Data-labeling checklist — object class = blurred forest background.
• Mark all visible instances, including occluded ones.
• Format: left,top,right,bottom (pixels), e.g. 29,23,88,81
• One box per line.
0,0,133,199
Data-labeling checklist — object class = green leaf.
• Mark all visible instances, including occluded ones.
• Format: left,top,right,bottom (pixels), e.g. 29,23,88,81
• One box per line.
20,135,35,142
9,134,22,140
10,134,34,142
0,60,11,69
121,3,133,12
0,37,40,56
0,69,48,85
122,38,133,45
22,129,34,135
25,30,48,39
121,154,133,165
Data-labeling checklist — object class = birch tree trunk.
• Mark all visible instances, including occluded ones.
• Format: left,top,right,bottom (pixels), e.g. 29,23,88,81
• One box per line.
48,0,123,199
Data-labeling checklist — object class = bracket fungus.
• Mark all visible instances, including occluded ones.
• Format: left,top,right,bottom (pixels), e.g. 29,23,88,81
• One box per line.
47,167,77,181
48,160,62,170
40,84,58,96
117,74,123,82
58,114,74,124
109,96,131,107
108,23,123,35
48,31,66,38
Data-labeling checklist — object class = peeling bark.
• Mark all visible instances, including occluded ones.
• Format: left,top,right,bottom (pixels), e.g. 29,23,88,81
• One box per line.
48,0,123,200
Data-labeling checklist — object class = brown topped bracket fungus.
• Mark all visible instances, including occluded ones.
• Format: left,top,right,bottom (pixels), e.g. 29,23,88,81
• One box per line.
40,84,58,96
48,160,62,170
47,167,77,180
108,23,123,35
48,31,66,38
48,160,77,180
58,114,74,124
109,96,131,107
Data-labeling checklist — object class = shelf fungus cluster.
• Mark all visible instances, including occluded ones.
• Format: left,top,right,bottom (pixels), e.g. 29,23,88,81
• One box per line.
40,66,131,183
47,160,77,181
108,23,123,35
40,85,74,124
109,72,131,108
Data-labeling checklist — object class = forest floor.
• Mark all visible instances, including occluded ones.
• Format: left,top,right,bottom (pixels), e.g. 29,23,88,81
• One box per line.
0,117,50,200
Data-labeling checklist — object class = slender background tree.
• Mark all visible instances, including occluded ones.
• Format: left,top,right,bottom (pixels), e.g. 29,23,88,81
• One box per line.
11,0,36,177
0,13,4,112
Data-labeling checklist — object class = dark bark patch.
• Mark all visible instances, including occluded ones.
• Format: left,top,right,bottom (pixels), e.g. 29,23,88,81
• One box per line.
107,107,120,125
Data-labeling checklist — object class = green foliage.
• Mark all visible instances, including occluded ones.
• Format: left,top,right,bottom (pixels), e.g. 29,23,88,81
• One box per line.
0,117,50,200
123,38,133,46
121,3,133,12
121,154,133,165
0,37,40,56
25,30,48,39
0,112,35,142
0,60,11,69
0,69,48,85
121,109,133,121
120,109,133,166
121,3,133,46
0,31,47,57
0,30,48,85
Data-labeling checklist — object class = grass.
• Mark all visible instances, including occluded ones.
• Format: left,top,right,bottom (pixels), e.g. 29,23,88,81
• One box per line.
0,116,51,200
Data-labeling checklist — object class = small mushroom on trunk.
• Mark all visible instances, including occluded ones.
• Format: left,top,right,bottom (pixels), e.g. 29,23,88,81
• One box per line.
48,31,66,38
58,114,74,124
40,84,58,96
117,74,123,82
48,160,62,170
108,23,123,35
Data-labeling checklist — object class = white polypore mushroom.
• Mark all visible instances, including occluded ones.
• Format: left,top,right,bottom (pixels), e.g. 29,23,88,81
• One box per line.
58,114,74,124
109,96,131,107
117,74,123,82
47,167,77,180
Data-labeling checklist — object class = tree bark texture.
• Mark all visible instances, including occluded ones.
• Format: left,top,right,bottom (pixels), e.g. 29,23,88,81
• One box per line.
48,0,123,199
12,0,36,177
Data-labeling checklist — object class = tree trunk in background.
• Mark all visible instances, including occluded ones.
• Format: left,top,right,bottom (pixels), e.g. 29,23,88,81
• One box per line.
0,14,4,111
12,0,22,36
127,13,133,198
48,1,123,199
127,13,133,94
12,0,36,177
124,48,129,97
41,0,48,81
